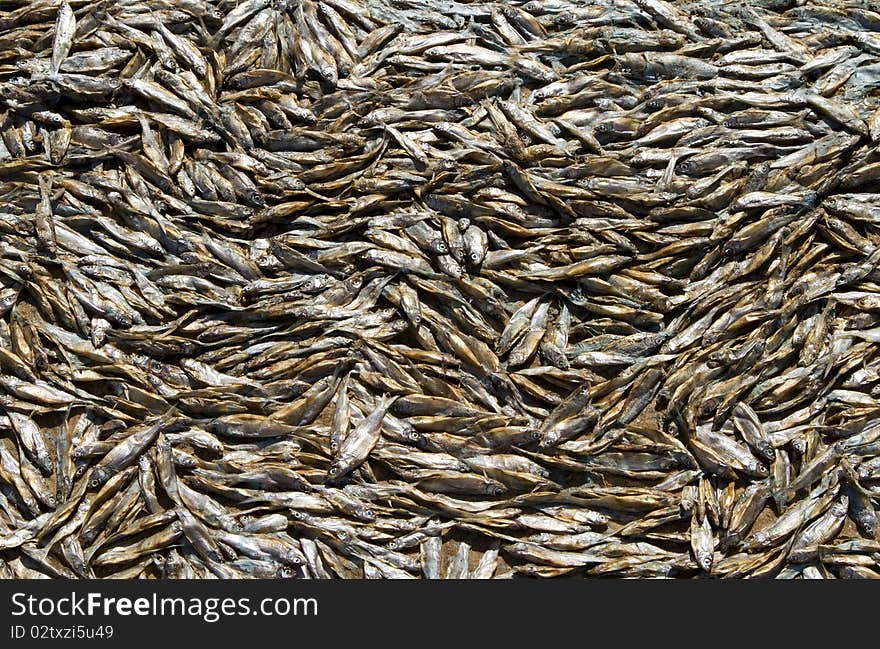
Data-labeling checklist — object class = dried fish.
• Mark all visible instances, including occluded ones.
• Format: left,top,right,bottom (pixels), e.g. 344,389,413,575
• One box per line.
0,0,876,581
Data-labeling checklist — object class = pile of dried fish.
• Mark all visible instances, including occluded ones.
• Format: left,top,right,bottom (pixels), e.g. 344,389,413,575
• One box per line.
1,0,879,579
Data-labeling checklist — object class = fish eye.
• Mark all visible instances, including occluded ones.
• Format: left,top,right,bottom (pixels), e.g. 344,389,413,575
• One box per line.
286,551,302,565
555,13,573,25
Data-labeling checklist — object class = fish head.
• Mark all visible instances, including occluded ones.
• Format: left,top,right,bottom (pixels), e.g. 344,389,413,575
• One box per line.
696,549,713,572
